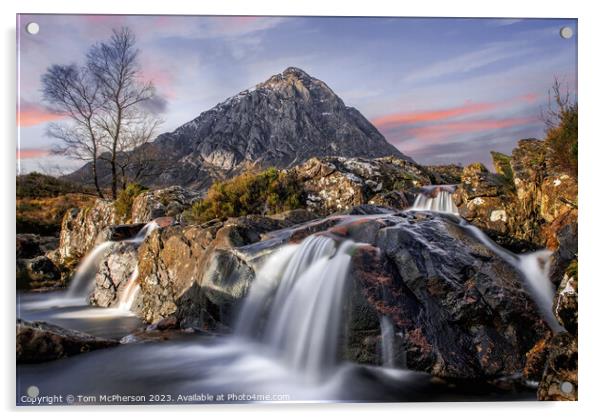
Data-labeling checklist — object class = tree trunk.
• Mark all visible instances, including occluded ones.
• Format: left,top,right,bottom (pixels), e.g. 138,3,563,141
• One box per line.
91,159,104,199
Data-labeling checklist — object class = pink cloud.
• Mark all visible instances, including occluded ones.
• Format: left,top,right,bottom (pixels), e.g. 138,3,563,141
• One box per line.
18,148,51,159
406,116,539,141
372,101,499,127
18,102,64,127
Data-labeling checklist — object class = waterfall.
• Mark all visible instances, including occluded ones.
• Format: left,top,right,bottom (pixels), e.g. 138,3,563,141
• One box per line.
66,221,159,301
235,235,355,378
412,186,458,214
118,267,140,311
66,241,115,299
379,316,395,368
458,219,562,333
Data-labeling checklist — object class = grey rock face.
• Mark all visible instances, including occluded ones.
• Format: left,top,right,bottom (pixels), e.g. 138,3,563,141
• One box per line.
130,186,201,223
68,67,412,190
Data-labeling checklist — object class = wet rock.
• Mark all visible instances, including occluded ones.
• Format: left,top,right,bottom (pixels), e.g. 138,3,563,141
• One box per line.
16,319,118,363
344,213,549,379
90,242,139,308
293,156,430,214
130,186,201,223
537,332,578,401
96,223,147,243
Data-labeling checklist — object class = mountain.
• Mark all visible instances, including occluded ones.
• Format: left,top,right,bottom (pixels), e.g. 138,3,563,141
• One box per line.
67,67,412,190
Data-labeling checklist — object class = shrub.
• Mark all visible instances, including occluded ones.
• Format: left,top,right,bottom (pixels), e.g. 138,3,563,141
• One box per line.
16,172,91,198
16,194,96,235
543,79,578,176
114,183,148,221
185,168,305,224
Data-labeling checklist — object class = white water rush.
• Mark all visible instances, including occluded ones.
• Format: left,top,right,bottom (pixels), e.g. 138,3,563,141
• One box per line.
235,235,356,378
412,185,459,214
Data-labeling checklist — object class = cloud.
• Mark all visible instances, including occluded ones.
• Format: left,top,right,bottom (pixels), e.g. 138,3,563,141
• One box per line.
402,42,536,84
404,116,539,142
372,101,500,127
18,102,64,127
18,148,51,159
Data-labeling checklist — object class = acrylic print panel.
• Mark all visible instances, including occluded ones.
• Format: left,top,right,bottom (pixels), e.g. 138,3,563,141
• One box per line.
16,15,578,405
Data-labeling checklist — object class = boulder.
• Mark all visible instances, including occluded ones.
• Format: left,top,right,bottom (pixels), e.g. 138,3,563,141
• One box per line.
16,234,58,259
342,212,549,378
293,156,430,214
16,256,62,290
130,186,201,223
16,319,118,363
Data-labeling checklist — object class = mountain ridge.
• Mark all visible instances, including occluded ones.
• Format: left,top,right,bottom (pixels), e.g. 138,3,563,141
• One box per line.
67,66,412,190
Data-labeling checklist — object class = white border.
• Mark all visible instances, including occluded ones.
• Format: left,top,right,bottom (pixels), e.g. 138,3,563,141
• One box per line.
2,0,599,418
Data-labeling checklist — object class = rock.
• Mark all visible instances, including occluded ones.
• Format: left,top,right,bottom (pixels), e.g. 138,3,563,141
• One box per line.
54,199,119,265
66,67,412,190
453,139,578,252
554,261,578,335
16,256,61,290
523,336,551,380
341,212,549,378
16,234,58,259
96,223,147,243
537,332,578,401
425,164,463,185
130,186,201,223
16,319,118,363
293,156,430,214
90,242,139,308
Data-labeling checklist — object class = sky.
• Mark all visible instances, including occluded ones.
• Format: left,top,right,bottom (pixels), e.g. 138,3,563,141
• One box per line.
17,15,577,174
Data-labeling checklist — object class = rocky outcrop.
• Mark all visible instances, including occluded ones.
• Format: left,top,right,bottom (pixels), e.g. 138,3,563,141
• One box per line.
130,186,201,223
453,140,578,256
53,199,119,265
338,213,548,379
135,212,318,328
16,319,118,363
425,164,463,185
126,209,549,379
66,67,412,190
292,156,430,214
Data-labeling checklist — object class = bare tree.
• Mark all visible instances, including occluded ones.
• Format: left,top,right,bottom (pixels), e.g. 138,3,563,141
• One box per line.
87,28,157,199
113,113,163,190
41,65,106,197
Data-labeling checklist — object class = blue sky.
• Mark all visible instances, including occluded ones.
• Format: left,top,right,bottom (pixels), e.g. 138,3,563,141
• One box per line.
17,15,577,173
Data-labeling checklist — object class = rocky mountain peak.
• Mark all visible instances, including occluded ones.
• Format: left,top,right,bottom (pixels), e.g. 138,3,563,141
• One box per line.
68,67,413,190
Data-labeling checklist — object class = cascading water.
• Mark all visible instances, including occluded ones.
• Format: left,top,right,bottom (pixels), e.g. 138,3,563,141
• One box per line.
379,316,395,368
410,190,561,333
457,219,562,333
235,235,356,378
412,186,458,214
66,241,115,299
66,221,159,302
